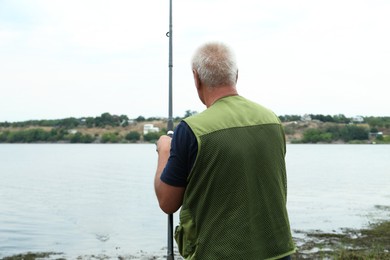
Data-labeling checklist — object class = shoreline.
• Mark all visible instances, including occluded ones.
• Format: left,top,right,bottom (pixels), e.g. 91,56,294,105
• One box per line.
2,219,389,260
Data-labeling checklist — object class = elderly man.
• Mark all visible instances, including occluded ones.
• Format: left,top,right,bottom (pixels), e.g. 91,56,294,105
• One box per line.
155,42,295,259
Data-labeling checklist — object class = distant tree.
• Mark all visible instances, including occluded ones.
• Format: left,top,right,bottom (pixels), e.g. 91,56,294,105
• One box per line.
341,125,369,142
135,116,146,122
47,128,64,142
278,115,301,122
83,134,95,143
0,122,11,127
324,115,334,122
59,117,80,128
333,114,350,124
146,117,161,121
370,127,379,133
143,132,160,142
6,131,20,143
365,116,390,128
101,132,121,143
125,131,141,143
0,131,9,142
31,129,49,142
302,129,326,143
2,128,50,143
119,115,129,127
38,119,60,127
94,116,103,127
85,117,95,128
310,114,334,122
325,125,342,140
70,132,83,143
70,132,94,143
184,110,197,118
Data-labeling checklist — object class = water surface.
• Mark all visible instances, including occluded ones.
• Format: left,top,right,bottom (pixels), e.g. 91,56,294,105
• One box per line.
0,144,389,258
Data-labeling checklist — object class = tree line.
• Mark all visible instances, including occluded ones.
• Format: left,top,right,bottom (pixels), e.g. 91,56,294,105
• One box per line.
1,113,134,129
0,128,165,144
278,114,390,128
0,111,198,129
0,112,196,144
1,113,389,144
280,115,390,143
2,112,388,129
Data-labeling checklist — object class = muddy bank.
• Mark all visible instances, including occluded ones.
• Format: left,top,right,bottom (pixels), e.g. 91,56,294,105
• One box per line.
292,220,390,259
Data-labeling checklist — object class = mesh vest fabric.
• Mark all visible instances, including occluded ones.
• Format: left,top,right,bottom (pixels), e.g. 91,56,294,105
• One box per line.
175,96,296,260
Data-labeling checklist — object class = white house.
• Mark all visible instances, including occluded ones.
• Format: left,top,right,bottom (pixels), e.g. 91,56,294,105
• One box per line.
352,116,364,123
143,124,159,135
369,131,383,139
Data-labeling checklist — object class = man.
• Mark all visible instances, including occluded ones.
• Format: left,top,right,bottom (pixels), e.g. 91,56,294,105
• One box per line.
154,42,295,259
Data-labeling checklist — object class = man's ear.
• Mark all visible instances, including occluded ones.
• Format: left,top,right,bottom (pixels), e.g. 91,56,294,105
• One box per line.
193,69,201,90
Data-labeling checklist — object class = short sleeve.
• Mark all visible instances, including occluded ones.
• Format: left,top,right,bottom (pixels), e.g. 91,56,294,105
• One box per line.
160,121,198,187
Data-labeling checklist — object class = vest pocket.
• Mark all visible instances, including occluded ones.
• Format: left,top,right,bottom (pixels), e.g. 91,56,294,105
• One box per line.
174,209,197,258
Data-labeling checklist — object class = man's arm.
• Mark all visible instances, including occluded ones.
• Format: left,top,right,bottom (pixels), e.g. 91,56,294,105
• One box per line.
154,135,185,214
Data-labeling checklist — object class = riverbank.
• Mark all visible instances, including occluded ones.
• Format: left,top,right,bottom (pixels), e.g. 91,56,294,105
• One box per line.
1,120,389,144
293,219,390,259
3,219,390,260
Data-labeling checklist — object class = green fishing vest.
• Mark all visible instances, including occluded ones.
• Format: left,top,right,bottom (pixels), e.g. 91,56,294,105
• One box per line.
175,95,296,260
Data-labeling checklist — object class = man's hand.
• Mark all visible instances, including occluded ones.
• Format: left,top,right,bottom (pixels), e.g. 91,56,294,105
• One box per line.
156,135,172,155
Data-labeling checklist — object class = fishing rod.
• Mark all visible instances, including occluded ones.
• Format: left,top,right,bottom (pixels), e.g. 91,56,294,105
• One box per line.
166,0,174,259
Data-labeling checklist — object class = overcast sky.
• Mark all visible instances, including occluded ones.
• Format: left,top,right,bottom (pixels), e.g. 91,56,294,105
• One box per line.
1,0,389,122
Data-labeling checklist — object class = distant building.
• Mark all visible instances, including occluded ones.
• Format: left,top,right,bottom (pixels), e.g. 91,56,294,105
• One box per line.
352,116,364,123
120,119,134,126
143,124,159,135
301,114,312,121
369,131,383,139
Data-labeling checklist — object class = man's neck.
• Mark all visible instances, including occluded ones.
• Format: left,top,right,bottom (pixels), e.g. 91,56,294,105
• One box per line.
204,86,238,108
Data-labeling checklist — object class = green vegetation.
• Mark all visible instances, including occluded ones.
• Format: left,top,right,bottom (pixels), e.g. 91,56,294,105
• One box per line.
0,113,132,129
125,131,141,143
1,252,64,260
143,131,162,142
101,132,121,143
365,116,390,128
301,124,369,143
1,113,389,144
292,220,390,259
0,113,159,144
69,132,94,143
0,127,166,144
0,128,94,143
280,114,390,144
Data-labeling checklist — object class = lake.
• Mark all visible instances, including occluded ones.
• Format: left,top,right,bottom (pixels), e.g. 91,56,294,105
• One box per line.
0,144,389,259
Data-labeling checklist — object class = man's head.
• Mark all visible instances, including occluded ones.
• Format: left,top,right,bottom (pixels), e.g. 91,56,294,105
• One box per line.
191,42,238,89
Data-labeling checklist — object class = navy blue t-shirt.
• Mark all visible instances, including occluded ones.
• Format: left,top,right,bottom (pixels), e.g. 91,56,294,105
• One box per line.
160,121,198,187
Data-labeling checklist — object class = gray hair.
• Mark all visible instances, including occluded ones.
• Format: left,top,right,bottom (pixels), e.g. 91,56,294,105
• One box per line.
191,42,238,88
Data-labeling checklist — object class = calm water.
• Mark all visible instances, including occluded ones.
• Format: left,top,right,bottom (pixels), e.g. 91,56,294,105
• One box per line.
0,144,389,258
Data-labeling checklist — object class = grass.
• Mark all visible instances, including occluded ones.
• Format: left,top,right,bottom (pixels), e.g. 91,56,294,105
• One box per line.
292,220,390,259
1,252,64,260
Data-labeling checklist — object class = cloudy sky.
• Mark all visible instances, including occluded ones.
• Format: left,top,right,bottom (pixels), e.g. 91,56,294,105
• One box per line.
1,0,389,122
